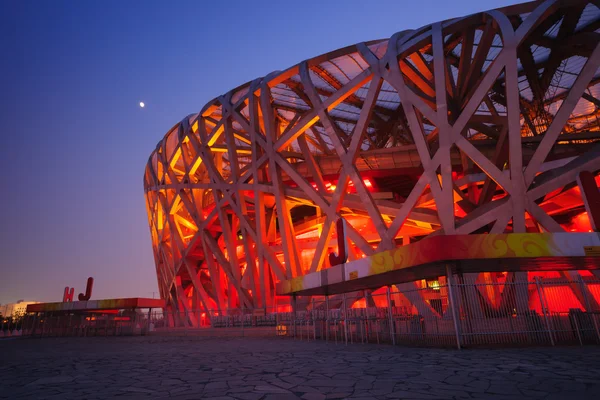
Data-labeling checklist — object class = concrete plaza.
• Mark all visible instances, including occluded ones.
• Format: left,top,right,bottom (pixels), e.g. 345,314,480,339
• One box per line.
1,336,599,399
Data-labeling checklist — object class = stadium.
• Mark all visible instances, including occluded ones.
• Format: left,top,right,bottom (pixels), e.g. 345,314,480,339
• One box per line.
144,0,600,345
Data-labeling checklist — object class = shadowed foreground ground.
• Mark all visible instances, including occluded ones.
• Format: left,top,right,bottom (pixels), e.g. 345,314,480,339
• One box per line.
1,336,599,399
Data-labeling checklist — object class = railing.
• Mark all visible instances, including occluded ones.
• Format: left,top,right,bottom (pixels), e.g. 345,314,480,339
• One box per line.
8,278,600,347
3,312,151,338
140,278,600,347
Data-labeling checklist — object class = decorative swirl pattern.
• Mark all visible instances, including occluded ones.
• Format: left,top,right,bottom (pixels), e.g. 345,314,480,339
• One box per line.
507,234,552,258
281,232,600,295
370,251,395,275
479,235,510,258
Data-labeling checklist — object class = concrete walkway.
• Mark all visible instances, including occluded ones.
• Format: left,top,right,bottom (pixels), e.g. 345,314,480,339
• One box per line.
1,336,599,399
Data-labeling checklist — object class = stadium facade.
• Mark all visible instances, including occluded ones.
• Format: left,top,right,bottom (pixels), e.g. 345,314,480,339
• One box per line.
144,0,600,338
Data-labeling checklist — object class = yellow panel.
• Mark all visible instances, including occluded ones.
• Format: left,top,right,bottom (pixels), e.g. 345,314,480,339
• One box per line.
207,124,225,146
189,157,203,176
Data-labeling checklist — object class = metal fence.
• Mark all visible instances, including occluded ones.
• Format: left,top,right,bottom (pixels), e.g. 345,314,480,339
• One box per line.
140,277,600,348
4,312,152,338
452,277,600,347
0,315,26,338
9,277,600,347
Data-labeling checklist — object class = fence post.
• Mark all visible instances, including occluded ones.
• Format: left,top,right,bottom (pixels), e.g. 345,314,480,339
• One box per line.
275,307,279,337
30,314,35,336
325,295,329,342
535,277,555,346
184,310,188,335
21,315,28,337
31,313,37,337
342,293,348,345
292,295,297,339
578,274,600,343
386,286,395,345
28,314,34,336
446,265,462,350
364,290,371,344
573,314,583,346
241,307,245,337
311,298,316,340
364,301,368,344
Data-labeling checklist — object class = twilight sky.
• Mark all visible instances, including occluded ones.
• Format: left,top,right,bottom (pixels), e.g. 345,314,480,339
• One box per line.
0,0,522,304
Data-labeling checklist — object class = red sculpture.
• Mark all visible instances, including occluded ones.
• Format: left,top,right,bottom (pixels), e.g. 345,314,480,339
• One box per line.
63,287,74,302
78,277,94,301
329,218,348,266
62,277,94,302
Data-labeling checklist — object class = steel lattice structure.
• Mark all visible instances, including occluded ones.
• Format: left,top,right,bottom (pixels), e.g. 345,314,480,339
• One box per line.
145,0,600,323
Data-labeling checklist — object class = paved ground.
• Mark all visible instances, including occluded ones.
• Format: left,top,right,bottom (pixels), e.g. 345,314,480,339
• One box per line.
1,336,600,399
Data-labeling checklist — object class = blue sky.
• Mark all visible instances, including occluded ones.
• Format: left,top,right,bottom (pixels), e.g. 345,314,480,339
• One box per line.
0,0,522,304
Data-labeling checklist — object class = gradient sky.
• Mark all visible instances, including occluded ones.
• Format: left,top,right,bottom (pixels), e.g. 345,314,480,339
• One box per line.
0,0,522,305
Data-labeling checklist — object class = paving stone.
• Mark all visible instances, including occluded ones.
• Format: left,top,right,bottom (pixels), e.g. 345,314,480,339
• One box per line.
232,393,264,400
205,381,229,390
226,386,255,393
295,385,324,393
161,378,184,385
385,391,439,399
226,380,246,387
469,395,518,400
465,379,489,393
301,393,327,400
355,380,373,390
444,375,474,385
518,388,548,398
326,393,353,399
2,336,600,400
263,394,301,400
120,386,156,394
305,379,355,387
28,376,75,385
270,379,298,389
165,395,203,400
486,383,523,396
170,386,192,394
282,376,307,385
202,397,235,400
255,384,291,393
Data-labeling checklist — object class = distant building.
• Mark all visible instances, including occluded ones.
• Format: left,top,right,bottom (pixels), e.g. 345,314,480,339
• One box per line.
0,301,40,318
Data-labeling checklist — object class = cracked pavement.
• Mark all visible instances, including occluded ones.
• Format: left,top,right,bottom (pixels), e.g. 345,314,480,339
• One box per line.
1,336,599,399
